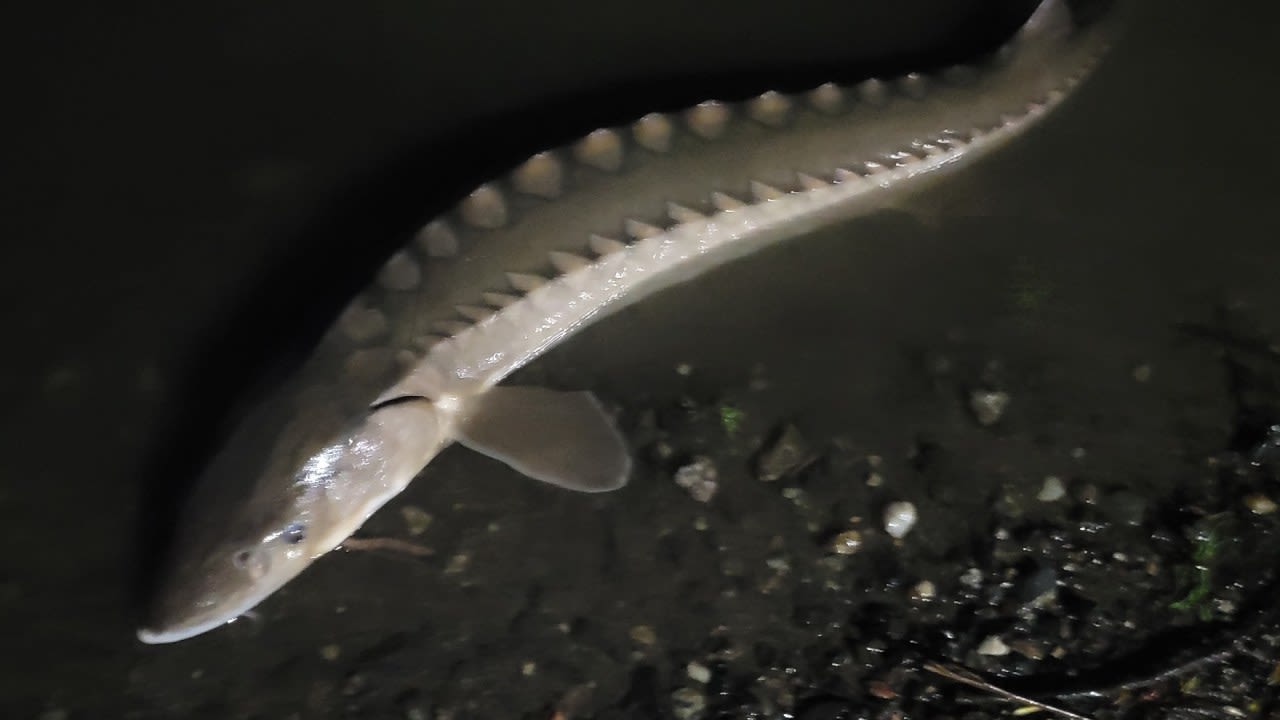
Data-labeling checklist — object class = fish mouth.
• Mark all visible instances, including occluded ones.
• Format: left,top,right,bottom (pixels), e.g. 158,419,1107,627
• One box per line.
136,593,262,644
137,618,225,645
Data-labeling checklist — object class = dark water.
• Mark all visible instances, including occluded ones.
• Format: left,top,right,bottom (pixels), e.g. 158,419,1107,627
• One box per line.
7,0,1280,718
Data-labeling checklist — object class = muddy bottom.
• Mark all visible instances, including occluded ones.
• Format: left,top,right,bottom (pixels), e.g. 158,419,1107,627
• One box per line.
127,208,1280,720
9,1,1280,719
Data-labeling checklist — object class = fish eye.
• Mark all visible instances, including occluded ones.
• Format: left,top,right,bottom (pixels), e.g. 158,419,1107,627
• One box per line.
282,522,306,545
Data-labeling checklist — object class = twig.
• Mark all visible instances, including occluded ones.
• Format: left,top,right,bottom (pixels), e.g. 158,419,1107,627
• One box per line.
340,536,435,557
924,662,1093,720
1013,582,1280,703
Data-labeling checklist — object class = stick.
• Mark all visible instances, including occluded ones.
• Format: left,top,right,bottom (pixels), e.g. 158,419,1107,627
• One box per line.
340,536,435,557
923,662,1093,720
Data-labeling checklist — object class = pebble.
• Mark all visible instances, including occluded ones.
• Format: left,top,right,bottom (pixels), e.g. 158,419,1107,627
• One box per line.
1132,364,1152,382
674,456,719,502
756,424,812,482
686,661,712,684
911,580,936,601
400,506,433,536
555,683,597,718
977,635,1011,656
867,679,896,699
883,501,918,539
444,553,470,575
1245,493,1277,515
319,644,341,661
1011,639,1046,660
829,529,864,555
969,390,1010,426
1037,476,1066,502
630,625,657,646
765,556,791,574
671,687,707,720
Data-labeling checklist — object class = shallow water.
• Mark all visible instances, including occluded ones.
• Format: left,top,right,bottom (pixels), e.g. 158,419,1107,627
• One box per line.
6,0,1280,718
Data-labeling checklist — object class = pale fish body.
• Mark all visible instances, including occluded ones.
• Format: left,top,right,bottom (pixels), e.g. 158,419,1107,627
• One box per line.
139,0,1118,643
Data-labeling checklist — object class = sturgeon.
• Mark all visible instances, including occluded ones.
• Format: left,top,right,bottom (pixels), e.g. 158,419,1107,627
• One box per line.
139,0,1118,643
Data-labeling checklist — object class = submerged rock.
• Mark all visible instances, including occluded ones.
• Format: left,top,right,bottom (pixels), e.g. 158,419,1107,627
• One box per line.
674,456,719,502
883,502,918,539
671,686,707,720
400,506,433,536
828,529,864,555
1037,476,1066,502
969,390,1010,426
1245,493,1277,515
977,635,1011,656
756,424,813,482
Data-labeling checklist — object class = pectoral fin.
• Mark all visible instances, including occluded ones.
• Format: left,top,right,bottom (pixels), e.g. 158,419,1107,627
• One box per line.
453,386,631,492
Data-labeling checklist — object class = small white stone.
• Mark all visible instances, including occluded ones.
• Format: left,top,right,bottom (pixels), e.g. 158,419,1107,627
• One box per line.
674,457,718,503
829,529,863,555
969,390,1010,426
1132,364,1152,383
400,506,433,536
444,553,470,575
883,501,917,539
1037,476,1066,502
686,661,712,684
911,580,936,601
977,635,1011,656
1245,493,1277,515
765,556,790,573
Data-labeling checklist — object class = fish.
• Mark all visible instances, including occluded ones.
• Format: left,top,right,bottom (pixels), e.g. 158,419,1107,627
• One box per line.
138,0,1120,644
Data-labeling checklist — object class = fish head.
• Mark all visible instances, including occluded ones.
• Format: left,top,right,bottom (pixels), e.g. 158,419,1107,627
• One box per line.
138,393,443,644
